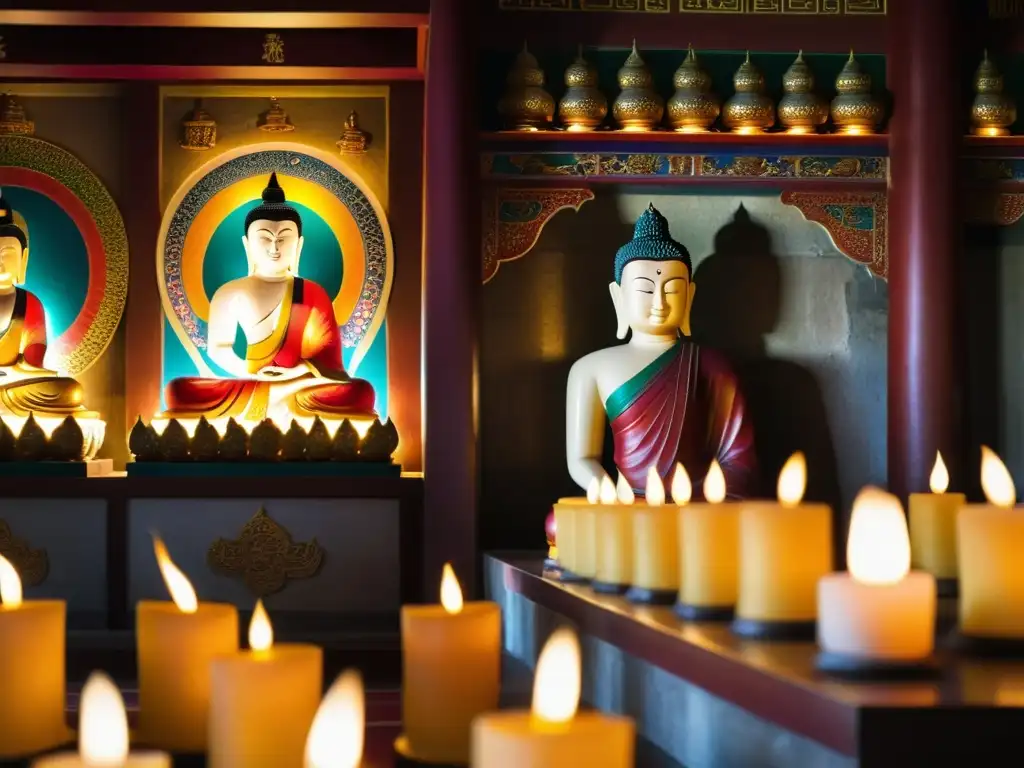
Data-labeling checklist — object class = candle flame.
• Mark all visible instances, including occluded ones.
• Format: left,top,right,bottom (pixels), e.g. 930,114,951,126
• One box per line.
598,475,617,504
671,463,692,505
249,599,274,652
981,446,1016,508
615,472,635,505
645,466,665,506
847,486,910,586
151,533,198,614
79,671,129,766
929,451,949,494
531,627,581,726
440,562,463,615
703,460,726,504
0,553,22,608
777,452,806,507
304,669,364,768
586,476,601,504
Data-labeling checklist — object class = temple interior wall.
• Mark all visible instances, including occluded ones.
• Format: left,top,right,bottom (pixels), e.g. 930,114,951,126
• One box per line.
9,88,128,466
481,189,888,552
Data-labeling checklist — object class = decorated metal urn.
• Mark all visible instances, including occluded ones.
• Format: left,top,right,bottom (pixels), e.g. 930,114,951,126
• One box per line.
777,51,827,134
667,46,720,133
830,51,884,135
498,43,556,131
612,41,664,132
971,50,1016,137
722,52,775,134
558,45,608,132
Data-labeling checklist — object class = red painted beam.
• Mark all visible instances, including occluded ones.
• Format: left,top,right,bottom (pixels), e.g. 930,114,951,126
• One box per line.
0,64,423,81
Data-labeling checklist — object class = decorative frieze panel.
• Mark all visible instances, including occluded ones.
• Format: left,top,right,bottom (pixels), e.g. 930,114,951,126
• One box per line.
780,190,887,279
497,0,885,12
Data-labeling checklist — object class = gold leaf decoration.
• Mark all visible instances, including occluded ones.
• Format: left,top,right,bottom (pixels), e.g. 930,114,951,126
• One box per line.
0,520,48,587
207,508,324,597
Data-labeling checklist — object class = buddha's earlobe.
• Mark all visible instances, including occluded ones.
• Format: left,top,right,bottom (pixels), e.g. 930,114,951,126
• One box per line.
609,281,629,340
294,236,304,274
680,281,696,337
242,236,255,276
17,248,28,285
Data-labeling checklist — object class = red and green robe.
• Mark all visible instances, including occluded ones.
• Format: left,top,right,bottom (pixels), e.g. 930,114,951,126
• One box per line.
605,341,756,498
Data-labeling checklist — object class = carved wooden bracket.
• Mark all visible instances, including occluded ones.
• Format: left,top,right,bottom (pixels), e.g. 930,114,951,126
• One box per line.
207,508,324,597
780,190,888,280
482,186,595,283
965,192,1024,227
0,519,48,587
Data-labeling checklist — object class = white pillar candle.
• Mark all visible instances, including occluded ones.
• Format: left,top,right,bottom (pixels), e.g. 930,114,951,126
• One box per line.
34,672,169,767
818,487,936,662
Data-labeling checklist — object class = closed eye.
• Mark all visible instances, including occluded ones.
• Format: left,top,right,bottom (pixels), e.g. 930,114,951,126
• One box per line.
634,277,655,294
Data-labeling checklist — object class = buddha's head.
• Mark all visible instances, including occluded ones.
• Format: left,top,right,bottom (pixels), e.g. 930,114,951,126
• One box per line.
242,172,304,280
0,189,29,291
610,204,696,340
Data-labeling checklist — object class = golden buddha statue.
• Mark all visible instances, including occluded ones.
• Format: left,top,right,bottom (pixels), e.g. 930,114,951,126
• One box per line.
159,173,376,429
0,190,103,446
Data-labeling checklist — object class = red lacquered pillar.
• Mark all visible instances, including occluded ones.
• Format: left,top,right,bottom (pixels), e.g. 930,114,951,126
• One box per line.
887,0,962,500
422,0,480,593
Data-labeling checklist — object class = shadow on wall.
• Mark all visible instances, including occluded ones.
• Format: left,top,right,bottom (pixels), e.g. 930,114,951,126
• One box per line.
691,205,841,511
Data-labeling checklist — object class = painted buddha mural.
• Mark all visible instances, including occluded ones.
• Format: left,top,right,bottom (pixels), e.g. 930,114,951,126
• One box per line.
0,190,104,446
159,173,376,426
566,204,757,497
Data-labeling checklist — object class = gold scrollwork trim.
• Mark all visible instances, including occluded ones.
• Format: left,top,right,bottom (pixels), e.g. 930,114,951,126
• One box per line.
499,0,884,10
0,519,48,587
207,508,324,597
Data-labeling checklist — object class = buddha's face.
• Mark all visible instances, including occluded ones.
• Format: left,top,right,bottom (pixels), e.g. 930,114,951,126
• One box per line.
610,259,696,339
242,218,303,280
0,236,27,290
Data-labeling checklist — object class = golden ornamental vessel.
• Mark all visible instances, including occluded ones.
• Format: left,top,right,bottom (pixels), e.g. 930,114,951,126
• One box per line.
612,40,664,132
179,99,216,150
777,51,827,135
830,51,884,135
0,94,35,137
337,110,370,154
971,50,1016,137
722,52,775,134
258,97,296,133
497,43,556,131
558,45,608,132
666,45,720,133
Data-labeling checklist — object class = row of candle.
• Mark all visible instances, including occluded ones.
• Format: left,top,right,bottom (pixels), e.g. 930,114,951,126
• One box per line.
554,446,1024,666
0,541,365,767
555,454,832,633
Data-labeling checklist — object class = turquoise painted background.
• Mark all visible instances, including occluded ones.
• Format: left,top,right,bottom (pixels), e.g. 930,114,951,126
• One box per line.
161,197,389,418
0,186,88,344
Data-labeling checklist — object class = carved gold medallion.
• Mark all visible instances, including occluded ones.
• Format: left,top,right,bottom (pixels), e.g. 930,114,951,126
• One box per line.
207,508,323,597
0,520,48,587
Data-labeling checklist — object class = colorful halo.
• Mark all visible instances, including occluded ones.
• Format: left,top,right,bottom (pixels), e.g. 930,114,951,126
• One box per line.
157,143,393,376
0,136,129,377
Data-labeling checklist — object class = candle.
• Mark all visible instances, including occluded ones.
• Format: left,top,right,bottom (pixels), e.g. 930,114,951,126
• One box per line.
137,535,239,752
909,451,966,591
575,478,603,582
0,554,69,759
305,670,364,768
817,488,936,671
209,600,323,768
593,473,635,593
628,466,682,605
33,672,169,767
398,563,501,764
959,446,1024,641
734,452,833,639
472,628,634,767
676,461,740,621
553,477,601,582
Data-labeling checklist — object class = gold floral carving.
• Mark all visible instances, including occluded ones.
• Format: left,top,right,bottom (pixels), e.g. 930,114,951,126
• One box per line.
261,33,285,65
207,508,324,597
0,36,6,60
0,520,48,587
965,192,1024,227
500,0,884,10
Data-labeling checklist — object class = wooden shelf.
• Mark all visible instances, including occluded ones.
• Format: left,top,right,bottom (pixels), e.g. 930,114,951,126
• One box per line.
487,554,1024,766
481,130,890,155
